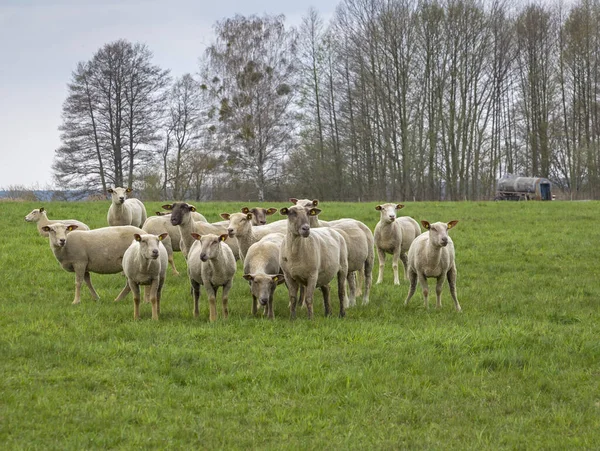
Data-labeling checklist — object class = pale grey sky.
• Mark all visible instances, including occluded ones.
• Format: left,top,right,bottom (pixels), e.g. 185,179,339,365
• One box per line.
0,0,338,189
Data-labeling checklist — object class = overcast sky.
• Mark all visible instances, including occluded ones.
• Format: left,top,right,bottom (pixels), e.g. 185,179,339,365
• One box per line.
0,0,338,190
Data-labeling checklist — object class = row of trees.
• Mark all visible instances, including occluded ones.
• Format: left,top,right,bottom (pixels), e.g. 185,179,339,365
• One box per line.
54,0,600,201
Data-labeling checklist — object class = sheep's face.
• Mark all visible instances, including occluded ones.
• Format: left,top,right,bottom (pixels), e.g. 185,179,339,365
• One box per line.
108,187,131,205
280,205,320,238
241,207,278,226
243,273,285,306
422,221,458,248
41,223,79,248
223,212,252,238
164,202,196,226
25,208,44,222
134,233,167,260
376,203,404,224
195,233,227,262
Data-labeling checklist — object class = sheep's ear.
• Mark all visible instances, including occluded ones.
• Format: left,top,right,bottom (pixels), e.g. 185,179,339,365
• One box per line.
280,207,289,216
375,205,382,211
126,188,132,193
220,213,231,220
273,274,286,285
162,204,173,211
189,205,197,212
158,233,168,241
219,234,228,242
421,220,431,230
191,233,201,240
41,226,51,232
396,204,405,210
246,213,253,221
289,198,298,204
266,208,278,216
134,234,142,242
67,225,78,232
241,207,250,214
309,208,322,216
39,207,45,212
447,220,459,229
243,274,254,281
107,188,114,194
312,199,319,206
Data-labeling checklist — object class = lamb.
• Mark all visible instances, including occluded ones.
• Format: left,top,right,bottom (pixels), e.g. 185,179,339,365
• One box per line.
404,220,461,312
163,202,240,260
187,233,236,321
25,207,90,237
41,223,145,304
279,205,348,320
374,203,421,285
220,212,287,259
107,187,147,228
115,233,168,320
242,232,286,319
241,206,279,226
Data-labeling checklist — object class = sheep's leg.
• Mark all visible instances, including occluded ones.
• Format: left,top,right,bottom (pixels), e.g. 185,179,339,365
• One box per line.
149,279,160,320
298,285,305,308
72,267,86,305
418,273,430,309
363,259,373,305
400,252,409,280
251,294,258,316
168,254,180,276
376,248,386,284
404,269,418,307
156,277,164,316
83,271,100,300
286,278,299,320
114,282,130,302
447,266,461,312
435,276,444,309
267,291,275,319
191,280,201,318
346,272,357,307
221,281,232,319
321,285,332,317
304,278,317,320
392,250,401,285
337,270,347,318
205,284,218,322
131,281,141,320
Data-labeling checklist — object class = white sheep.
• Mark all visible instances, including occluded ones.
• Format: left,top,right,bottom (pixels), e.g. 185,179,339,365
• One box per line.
25,207,90,237
220,212,287,259
242,232,286,319
41,223,145,304
163,202,240,260
289,198,330,227
107,187,147,228
115,233,168,320
142,214,183,276
241,206,279,226
404,220,461,312
187,233,236,321
279,205,348,320
374,203,421,284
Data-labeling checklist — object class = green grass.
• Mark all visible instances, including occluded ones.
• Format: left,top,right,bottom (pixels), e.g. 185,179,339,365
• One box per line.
1,200,599,449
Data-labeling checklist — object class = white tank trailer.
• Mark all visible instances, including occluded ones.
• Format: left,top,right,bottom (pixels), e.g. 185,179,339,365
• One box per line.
495,176,552,201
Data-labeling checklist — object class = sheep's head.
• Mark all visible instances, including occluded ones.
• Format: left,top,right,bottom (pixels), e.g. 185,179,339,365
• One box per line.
290,198,319,208
421,220,458,248
41,223,79,248
280,205,320,238
134,233,167,260
241,206,277,226
243,273,285,306
375,203,404,223
108,187,131,205
163,202,196,226
25,207,45,222
221,212,252,238
192,233,227,262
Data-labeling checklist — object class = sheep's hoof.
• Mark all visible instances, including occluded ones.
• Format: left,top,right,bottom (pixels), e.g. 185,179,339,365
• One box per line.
72,299,81,305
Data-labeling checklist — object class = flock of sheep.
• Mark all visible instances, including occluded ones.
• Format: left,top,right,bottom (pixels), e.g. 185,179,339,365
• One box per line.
24,188,462,321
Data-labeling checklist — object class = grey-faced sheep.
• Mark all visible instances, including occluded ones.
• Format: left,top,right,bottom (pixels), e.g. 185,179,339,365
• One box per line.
41,223,145,304
154,210,208,223
240,206,279,226
279,205,348,320
107,187,147,228
163,202,240,260
374,203,421,285
220,212,287,259
115,233,169,320
404,220,461,312
187,233,236,321
25,207,90,237
242,232,286,319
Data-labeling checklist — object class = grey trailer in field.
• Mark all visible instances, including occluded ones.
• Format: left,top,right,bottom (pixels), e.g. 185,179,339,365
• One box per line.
495,176,552,201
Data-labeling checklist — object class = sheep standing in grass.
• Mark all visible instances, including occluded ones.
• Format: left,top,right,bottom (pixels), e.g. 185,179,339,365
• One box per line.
115,233,168,320
187,233,236,321
221,212,287,259
374,203,421,285
25,207,90,237
41,223,145,304
241,206,279,226
242,232,286,319
107,187,147,228
404,220,461,312
279,205,348,320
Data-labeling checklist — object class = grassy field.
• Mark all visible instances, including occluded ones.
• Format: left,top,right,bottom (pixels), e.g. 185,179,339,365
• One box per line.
1,199,599,449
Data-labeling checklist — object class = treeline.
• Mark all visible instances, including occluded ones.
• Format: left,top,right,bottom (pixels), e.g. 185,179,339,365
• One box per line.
53,0,600,201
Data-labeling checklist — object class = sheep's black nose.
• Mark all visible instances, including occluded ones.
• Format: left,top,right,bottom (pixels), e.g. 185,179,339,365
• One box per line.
59,239,66,246
200,254,208,262
259,297,268,306
260,221,266,225
152,249,159,256
441,238,448,246
389,215,396,221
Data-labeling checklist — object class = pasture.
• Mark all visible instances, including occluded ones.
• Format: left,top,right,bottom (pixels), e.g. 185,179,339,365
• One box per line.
1,200,599,449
